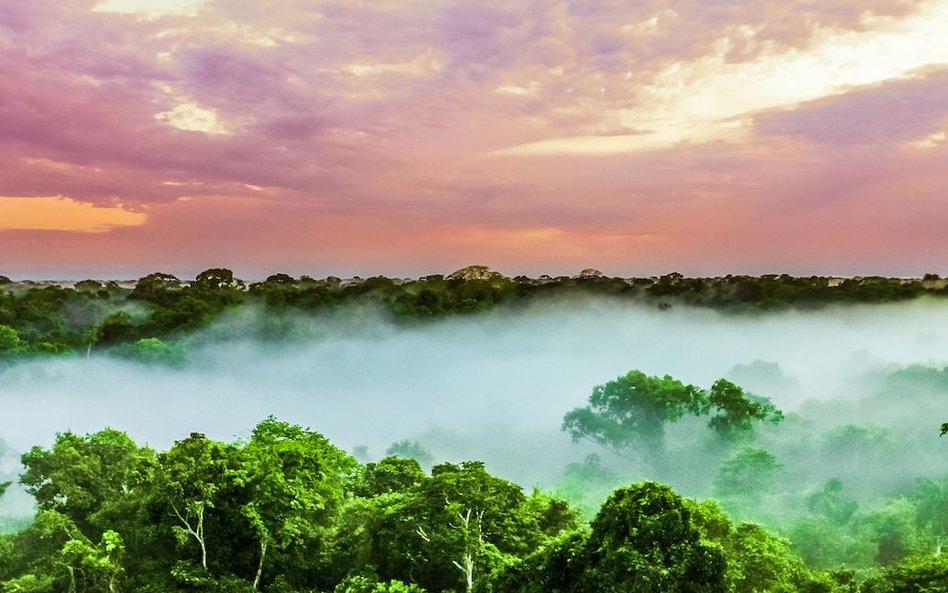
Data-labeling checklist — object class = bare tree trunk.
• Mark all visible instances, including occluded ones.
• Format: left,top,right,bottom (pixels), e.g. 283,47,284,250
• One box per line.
253,538,268,590
66,565,76,593
450,508,482,593
197,508,207,570
172,503,208,569
451,553,474,593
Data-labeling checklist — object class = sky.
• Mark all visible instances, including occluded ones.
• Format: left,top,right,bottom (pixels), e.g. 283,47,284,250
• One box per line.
2,0,948,279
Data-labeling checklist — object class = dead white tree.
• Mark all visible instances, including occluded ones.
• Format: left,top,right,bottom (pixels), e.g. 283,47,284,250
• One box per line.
451,508,485,593
171,501,208,570
414,504,488,593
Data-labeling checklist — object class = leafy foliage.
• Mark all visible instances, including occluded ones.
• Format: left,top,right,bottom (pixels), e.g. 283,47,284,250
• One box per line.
0,269,945,358
706,379,783,439
860,555,948,593
4,413,948,592
562,371,706,457
562,371,783,459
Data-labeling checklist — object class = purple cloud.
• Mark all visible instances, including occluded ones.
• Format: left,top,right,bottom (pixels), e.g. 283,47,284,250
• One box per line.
755,69,948,146
0,0,945,276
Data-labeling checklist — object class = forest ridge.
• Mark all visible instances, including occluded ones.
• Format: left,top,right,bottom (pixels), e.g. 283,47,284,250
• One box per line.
1,266,947,359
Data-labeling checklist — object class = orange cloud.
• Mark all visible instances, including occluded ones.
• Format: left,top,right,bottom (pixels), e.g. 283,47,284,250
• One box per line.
0,197,146,233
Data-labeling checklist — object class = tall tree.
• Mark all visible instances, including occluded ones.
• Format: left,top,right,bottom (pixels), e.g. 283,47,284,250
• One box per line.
562,371,706,459
238,417,357,590
712,448,782,521
365,461,572,593
705,379,783,440
155,433,236,571
20,429,156,537
807,478,858,526
582,482,726,592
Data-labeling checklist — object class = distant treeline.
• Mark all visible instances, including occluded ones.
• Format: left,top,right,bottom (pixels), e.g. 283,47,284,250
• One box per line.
3,418,946,593
1,266,946,358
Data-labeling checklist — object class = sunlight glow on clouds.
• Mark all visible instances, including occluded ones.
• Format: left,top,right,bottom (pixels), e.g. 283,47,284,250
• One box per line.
2,0,948,276
497,0,948,156
92,0,207,18
905,131,947,150
0,197,146,233
155,102,229,135
345,56,442,78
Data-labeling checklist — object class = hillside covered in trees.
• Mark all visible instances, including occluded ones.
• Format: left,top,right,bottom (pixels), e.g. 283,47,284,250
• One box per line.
1,267,947,361
2,416,947,593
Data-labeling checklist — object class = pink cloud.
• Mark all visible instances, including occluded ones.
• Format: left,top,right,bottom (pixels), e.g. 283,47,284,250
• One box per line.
0,0,945,276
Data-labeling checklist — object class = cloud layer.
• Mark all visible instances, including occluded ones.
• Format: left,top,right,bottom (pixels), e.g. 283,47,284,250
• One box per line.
2,0,947,277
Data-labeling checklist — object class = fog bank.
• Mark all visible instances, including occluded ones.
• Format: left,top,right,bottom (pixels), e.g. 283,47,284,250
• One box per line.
2,298,948,489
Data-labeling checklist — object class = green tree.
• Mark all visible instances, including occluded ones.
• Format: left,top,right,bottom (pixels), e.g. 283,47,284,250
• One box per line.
129,272,183,306
0,325,21,351
712,448,782,521
859,499,921,566
238,417,357,590
94,311,138,346
357,457,426,498
725,524,805,593
333,574,426,593
687,500,833,592
365,461,565,593
20,429,155,537
705,379,783,440
188,268,246,311
385,440,434,469
155,432,236,571
907,478,948,555
807,478,858,526
1,510,83,592
487,529,589,593
788,517,872,570
193,269,243,290
554,454,622,520
581,482,726,592
113,337,186,366
60,530,125,593
562,371,706,459
860,554,948,593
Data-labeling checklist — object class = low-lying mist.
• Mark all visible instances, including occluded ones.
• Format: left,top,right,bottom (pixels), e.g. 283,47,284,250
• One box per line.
3,296,948,520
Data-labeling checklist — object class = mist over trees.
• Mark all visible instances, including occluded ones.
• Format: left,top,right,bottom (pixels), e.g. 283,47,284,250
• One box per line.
561,372,783,462
1,267,947,360
3,269,948,591
3,414,947,592
0,420,851,593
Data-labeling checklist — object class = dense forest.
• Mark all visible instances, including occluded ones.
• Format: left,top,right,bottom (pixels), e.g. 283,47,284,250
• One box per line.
0,266,946,361
2,268,948,591
1,412,946,593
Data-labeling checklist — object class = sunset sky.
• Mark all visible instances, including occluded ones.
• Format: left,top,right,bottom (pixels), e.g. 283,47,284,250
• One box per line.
2,0,948,279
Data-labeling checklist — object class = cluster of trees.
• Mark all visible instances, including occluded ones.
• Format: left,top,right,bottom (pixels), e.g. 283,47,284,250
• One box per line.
2,268,947,358
9,418,943,593
2,419,570,592
555,368,948,587
562,372,783,461
1,358,948,591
